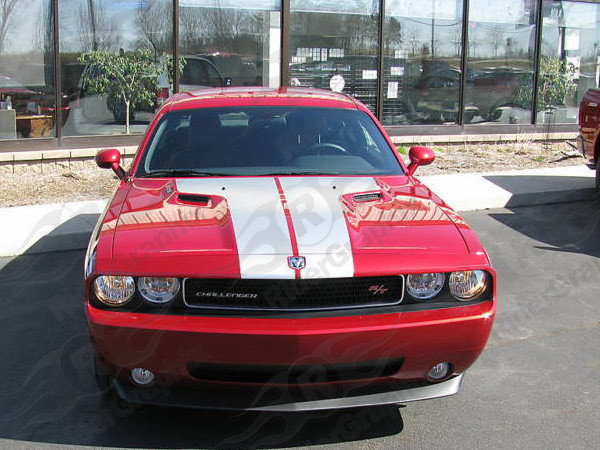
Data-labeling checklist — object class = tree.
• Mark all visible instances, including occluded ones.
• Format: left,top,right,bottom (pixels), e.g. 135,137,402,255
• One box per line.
78,0,119,52
450,27,462,57
515,56,576,113
384,17,403,52
78,49,167,134
180,7,206,51
536,56,577,111
488,25,504,58
135,1,172,56
0,0,20,54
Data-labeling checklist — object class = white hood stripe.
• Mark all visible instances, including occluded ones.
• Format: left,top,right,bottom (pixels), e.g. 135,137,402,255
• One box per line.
176,178,295,279
279,177,379,279
176,176,379,279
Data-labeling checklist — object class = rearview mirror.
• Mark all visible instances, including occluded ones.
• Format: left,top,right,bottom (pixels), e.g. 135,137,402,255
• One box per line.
407,146,435,176
96,148,126,180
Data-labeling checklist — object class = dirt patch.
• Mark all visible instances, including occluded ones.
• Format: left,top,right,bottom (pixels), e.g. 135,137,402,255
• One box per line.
407,141,586,176
0,141,587,208
2,168,120,208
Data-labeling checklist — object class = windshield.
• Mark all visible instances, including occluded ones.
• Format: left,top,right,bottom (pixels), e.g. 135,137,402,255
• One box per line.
136,106,403,177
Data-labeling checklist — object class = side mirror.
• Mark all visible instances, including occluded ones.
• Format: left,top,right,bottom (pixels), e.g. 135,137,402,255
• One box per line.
96,148,126,180
407,146,435,176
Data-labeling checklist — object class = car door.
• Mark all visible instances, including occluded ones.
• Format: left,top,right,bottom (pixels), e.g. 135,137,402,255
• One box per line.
180,58,224,92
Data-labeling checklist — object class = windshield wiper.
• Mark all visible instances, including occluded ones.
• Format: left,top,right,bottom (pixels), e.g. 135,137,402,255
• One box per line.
264,170,338,176
140,170,232,178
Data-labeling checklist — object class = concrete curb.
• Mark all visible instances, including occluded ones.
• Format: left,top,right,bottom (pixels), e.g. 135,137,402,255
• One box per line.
420,165,596,211
0,200,107,257
391,131,578,145
0,165,596,257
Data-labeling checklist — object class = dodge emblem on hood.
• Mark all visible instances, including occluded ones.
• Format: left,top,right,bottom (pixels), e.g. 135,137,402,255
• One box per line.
288,256,306,270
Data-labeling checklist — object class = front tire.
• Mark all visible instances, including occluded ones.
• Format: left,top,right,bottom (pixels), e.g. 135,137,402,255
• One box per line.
112,101,135,123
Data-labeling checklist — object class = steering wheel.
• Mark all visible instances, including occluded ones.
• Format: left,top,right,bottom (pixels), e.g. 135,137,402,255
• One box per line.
304,142,347,156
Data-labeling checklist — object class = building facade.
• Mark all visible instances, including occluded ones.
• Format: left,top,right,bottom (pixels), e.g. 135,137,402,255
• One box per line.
0,0,599,150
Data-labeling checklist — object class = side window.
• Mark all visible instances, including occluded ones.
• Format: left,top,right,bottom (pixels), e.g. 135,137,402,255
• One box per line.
182,60,209,85
204,62,223,87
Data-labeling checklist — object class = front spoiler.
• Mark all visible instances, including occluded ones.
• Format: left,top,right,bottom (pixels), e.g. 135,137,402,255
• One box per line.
114,374,464,412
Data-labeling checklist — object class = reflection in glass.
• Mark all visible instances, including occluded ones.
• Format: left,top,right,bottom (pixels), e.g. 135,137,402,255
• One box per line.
289,0,380,114
59,0,173,136
0,0,55,139
464,0,537,124
179,1,281,88
539,0,600,124
382,0,463,125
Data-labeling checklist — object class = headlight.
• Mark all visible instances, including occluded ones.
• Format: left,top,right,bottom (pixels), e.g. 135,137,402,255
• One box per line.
406,273,445,300
94,276,135,306
449,271,488,300
138,277,180,304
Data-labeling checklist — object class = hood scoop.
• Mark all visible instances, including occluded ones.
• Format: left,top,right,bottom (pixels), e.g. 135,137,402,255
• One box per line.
353,192,382,203
178,193,211,205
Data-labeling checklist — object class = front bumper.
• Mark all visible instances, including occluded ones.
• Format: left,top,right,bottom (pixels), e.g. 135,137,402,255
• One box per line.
87,300,494,410
114,373,464,411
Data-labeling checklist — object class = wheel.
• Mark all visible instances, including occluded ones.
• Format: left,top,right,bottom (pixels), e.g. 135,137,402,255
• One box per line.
463,111,476,124
483,106,503,122
112,101,135,123
304,142,347,155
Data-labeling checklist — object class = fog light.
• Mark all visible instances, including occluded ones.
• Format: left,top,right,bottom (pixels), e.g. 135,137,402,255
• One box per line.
131,368,155,385
428,362,450,381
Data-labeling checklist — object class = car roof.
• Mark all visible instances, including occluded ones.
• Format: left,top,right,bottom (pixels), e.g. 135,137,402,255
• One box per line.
164,87,362,112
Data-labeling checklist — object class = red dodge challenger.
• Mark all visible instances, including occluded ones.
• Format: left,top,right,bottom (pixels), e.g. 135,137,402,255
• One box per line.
85,87,496,411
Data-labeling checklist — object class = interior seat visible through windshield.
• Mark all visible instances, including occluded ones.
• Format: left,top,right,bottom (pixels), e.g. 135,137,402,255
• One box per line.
137,106,403,177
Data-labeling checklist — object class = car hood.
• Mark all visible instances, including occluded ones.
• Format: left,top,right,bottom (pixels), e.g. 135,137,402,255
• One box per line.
104,176,487,278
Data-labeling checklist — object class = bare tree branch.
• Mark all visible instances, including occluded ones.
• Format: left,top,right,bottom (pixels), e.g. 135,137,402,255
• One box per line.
0,0,20,54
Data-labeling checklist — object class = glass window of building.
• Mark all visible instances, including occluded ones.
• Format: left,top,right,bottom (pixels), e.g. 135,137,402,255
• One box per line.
464,0,538,125
179,0,281,89
289,0,380,114
59,0,173,137
382,0,464,125
0,0,54,140
539,0,600,124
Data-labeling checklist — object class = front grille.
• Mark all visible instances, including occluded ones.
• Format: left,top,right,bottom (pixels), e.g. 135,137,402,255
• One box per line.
187,359,404,384
183,276,404,311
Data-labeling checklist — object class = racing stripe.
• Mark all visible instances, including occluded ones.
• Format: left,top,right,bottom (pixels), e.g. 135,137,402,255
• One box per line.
274,177,302,279
176,178,295,279
279,177,380,279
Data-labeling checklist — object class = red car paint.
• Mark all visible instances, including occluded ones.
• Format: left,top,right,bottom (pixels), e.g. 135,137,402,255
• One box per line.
86,87,496,410
578,88,600,162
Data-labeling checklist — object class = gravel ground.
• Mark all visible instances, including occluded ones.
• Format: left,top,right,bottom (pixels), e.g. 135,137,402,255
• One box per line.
410,141,585,176
0,141,586,208
2,168,121,208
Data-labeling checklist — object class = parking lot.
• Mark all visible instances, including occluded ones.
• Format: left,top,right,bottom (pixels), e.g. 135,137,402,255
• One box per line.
0,200,599,449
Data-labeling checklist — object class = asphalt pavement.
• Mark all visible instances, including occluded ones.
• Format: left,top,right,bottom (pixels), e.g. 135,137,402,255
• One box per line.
0,200,599,449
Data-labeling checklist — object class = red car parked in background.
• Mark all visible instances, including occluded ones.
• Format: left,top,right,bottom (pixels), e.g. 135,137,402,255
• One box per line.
86,87,496,411
578,88,600,193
